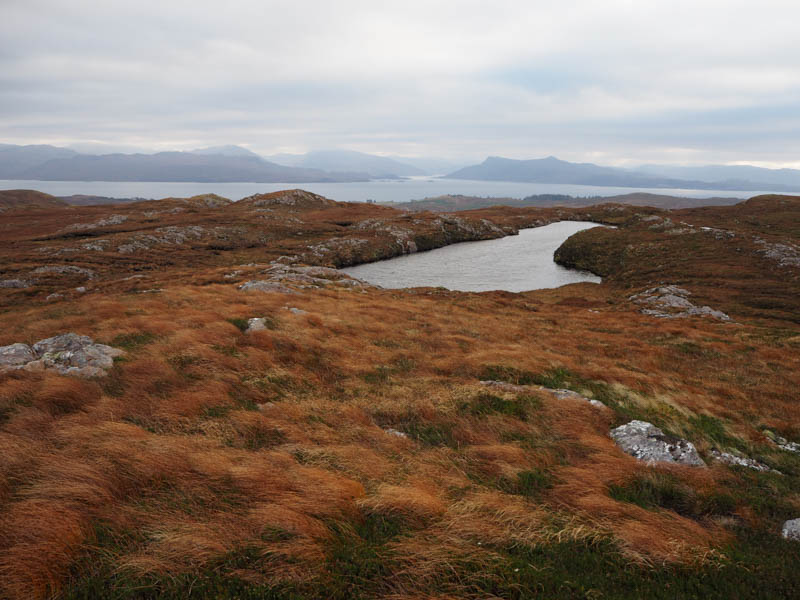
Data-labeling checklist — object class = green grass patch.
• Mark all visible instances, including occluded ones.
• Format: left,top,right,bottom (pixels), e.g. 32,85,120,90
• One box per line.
110,331,157,351
609,472,735,518
460,392,541,421
226,317,250,332
404,422,458,448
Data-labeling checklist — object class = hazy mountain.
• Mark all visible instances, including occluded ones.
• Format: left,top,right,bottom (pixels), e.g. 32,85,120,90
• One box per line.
16,152,370,183
383,156,469,175
634,164,800,190
445,156,797,192
191,145,263,159
0,144,80,178
266,149,425,177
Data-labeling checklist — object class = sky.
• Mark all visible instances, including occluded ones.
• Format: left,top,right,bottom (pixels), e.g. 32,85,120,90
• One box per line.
1,0,799,167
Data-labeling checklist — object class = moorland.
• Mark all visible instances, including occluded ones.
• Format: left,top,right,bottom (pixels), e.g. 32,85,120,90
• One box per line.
1,188,800,599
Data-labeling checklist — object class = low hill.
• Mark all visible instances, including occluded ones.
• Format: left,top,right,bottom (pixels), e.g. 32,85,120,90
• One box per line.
0,189,68,212
396,192,743,212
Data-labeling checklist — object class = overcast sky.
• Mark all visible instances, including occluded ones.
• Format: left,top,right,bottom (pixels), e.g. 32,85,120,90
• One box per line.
1,0,798,166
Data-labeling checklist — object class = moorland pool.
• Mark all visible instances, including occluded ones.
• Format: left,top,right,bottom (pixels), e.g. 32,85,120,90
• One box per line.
341,220,603,292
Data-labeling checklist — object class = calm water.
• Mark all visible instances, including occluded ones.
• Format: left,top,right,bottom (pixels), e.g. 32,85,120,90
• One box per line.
0,177,762,203
341,221,603,292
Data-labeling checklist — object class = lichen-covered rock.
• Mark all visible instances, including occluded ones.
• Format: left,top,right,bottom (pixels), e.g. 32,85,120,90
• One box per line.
29,333,124,377
32,265,96,279
0,279,32,288
630,286,730,321
1,333,123,377
782,519,800,541
611,420,706,466
710,449,774,472
0,343,37,371
245,317,271,332
764,430,800,454
548,388,607,409
239,281,296,294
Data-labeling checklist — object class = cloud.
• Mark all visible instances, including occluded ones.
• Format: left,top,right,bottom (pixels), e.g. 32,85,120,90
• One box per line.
1,0,798,165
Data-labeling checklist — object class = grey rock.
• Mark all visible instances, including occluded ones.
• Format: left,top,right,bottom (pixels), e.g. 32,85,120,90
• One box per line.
1,333,123,377
0,279,32,289
32,265,96,279
239,280,296,294
630,285,730,321
286,307,307,315
63,214,128,232
548,387,606,408
756,239,800,268
246,317,270,332
765,430,800,454
611,420,706,466
0,343,37,371
30,333,124,377
384,428,408,438
710,449,774,472
782,519,800,541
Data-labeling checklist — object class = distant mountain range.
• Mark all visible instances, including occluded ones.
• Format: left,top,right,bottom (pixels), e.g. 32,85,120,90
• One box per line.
266,150,425,178
444,156,800,192
2,143,800,191
0,144,370,183
265,150,466,177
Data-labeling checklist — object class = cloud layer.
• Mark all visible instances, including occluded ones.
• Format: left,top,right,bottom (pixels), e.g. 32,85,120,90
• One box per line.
1,0,798,166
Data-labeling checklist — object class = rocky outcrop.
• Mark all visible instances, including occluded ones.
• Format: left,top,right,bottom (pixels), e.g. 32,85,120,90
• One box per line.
0,343,37,368
782,519,800,541
62,214,128,232
764,430,800,454
237,190,336,210
239,262,373,295
611,420,706,466
0,333,124,377
755,238,800,268
0,279,31,289
239,281,296,295
548,387,607,409
629,285,730,321
32,265,96,279
710,449,774,472
118,225,207,254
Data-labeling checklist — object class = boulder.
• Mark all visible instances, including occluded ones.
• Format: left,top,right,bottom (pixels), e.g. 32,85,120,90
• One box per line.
0,279,31,289
611,420,706,466
710,449,774,472
30,333,124,377
238,280,296,294
782,519,800,541
0,333,124,378
630,286,730,321
0,343,37,371
246,317,270,332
